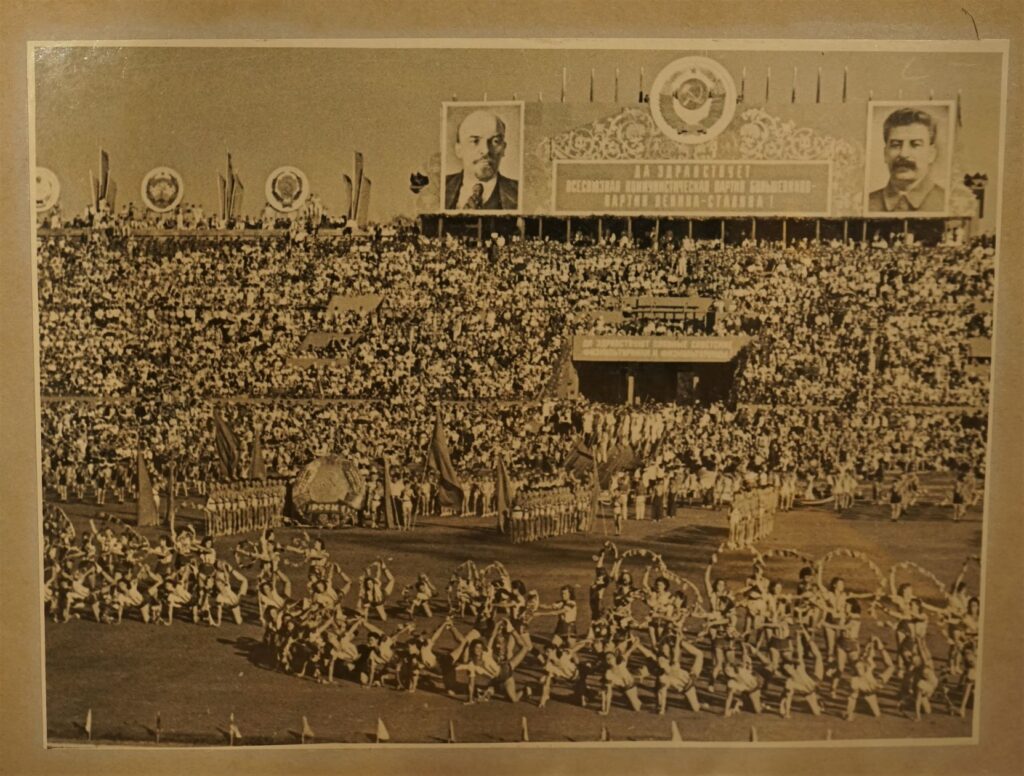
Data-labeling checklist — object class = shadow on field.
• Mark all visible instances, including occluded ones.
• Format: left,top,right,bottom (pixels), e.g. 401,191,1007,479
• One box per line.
221,636,276,671
638,523,728,565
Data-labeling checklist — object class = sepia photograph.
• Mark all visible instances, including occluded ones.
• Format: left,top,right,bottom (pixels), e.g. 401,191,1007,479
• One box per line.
7,27,1019,770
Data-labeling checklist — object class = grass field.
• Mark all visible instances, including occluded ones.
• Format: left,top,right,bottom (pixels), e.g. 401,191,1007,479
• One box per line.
43,498,983,746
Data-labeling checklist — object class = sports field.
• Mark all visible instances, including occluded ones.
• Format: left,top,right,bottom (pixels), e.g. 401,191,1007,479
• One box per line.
44,500,982,746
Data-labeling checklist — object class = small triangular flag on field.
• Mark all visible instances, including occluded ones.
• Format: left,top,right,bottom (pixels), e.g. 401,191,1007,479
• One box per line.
520,716,529,742
84,708,92,740
749,725,758,742
376,717,390,743
600,724,610,742
447,719,457,743
670,720,683,742
229,712,242,745
301,715,314,743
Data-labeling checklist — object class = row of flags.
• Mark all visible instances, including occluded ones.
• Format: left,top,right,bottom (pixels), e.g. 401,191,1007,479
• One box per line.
212,408,267,480
135,409,267,527
83,149,372,225
84,707,815,743
135,407,605,530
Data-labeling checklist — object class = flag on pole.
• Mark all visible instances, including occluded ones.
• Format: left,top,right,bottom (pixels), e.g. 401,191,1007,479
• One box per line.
249,429,267,480
84,708,93,740
376,717,390,743
520,716,529,742
166,461,176,529
356,178,372,228
213,409,240,480
589,68,595,102
495,454,514,534
599,443,638,489
383,458,397,530
89,169,99,210
842,66,848,102
218,174,228,220
98,149,110,201
815,67,821,103
342,174,353,221
229,712,242,744
670,720,683,742
137,450,159,527
301,715,314,743
424,412,464,510
352,152,364,220
226,152,235,215
563,437,596,480
561,67,567,103
230,173,244,217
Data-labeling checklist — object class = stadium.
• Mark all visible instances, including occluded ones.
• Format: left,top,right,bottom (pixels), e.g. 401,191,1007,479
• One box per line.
34,44,998,745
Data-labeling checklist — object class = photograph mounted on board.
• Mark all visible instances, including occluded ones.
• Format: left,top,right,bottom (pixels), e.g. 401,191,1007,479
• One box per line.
441,101,523,214
865,101,954,216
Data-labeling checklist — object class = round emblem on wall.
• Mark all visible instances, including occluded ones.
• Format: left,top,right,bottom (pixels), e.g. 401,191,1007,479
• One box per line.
34,167,61,212
265,166,310,213
650,56,738,145
141,167,185,212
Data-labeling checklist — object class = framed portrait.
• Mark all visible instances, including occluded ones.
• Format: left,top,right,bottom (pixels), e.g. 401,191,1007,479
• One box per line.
864,100,955,217
440,100,524,215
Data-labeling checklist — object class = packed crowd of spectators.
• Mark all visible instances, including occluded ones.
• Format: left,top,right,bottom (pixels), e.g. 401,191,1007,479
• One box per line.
36,221,993,493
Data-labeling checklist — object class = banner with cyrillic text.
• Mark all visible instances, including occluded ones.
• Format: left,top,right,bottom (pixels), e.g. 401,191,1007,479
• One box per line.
572,335,749,363
553,160,831,216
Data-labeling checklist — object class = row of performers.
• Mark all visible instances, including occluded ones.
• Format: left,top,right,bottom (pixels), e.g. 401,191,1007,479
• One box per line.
500,485,595,544
201,481,286,536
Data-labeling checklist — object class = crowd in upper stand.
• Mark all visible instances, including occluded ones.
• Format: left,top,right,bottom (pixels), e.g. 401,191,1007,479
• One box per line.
36,223,993,493
37,228,992,403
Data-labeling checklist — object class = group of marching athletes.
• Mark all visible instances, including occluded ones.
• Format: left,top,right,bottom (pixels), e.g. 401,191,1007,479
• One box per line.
725,485,780,550
504,486,592,544
202,481,286,536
